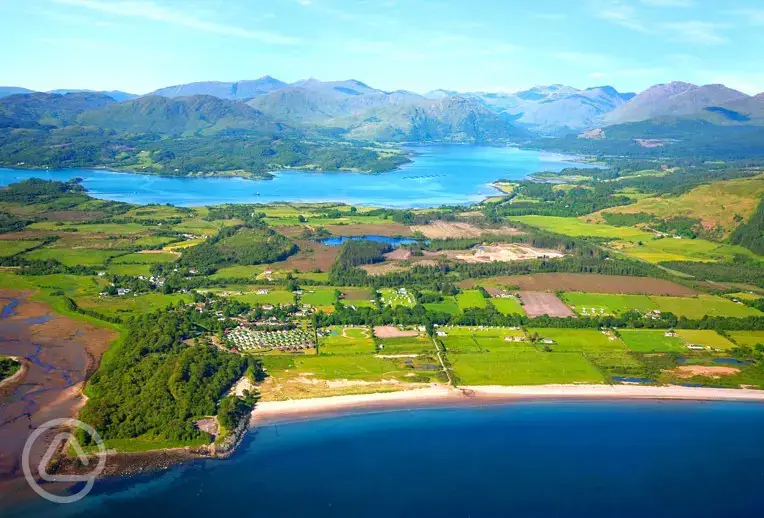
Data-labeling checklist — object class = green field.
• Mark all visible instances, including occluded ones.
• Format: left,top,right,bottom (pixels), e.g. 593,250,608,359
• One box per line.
24,247,125,266
619,329,687,353
508,216,653,241
230,290,295,306
111,252,179,264
727,292,762,301
451,350,605,385
728,331,764,347
562,293,657,315
528,328,628,353
0,240,41,258
319,327,375,355
613,237,758,263
676,330,736,350
27,221,148,234
77,293,192,318
456,290,488,311
423,297,460,314
210,265,267,279
290,355,425,381
301,287,338,308
440,335,482,353
376,335,433,354
490,297,525,315
651,295,762,318
105,264,153,276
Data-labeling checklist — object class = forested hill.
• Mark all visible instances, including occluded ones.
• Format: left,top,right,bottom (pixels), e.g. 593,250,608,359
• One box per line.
0,92,411,177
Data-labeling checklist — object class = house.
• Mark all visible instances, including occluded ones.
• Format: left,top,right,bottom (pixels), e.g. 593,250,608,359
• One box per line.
687,344,705,350
664,331,677,337
436,331,448,337
540,338,555,345
256,289,269,295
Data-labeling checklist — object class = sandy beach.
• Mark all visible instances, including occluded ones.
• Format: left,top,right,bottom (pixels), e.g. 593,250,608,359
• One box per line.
251,384,764,423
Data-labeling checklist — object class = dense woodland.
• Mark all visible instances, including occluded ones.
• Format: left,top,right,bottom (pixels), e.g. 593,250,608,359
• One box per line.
78,308,262,445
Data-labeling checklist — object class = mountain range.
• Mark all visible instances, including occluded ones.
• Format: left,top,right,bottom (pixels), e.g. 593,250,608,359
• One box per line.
1,77,763,144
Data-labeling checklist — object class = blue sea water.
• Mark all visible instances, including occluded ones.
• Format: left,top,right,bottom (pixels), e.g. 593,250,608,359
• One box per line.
0,145,595,208
8,401,764,518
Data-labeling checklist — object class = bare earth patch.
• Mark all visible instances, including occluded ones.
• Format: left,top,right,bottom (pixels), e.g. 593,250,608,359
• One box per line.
518,291,575,318
384,248,412,261
361,262,411,276
373,326,420,338
671,366,740,379
454,244,564,263
270,239,338,273
410,221,523,239
195,417,219,438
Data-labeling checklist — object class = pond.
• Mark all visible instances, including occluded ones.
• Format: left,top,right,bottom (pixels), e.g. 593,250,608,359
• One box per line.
319,235,423,247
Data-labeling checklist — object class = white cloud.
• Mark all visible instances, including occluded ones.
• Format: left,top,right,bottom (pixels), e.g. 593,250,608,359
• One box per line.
661,21,727,45
728,8,764,26
592,0,650,32
54,0,299,45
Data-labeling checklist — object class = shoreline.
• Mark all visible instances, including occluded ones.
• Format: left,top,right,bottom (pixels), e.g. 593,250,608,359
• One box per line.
250,384,764,424
43,383,764,484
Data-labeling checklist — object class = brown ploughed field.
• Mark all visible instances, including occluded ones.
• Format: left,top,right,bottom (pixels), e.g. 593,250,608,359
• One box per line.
518,291,575,318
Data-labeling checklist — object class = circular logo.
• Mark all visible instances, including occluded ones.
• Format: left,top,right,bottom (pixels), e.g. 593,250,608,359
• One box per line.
22,418,107,504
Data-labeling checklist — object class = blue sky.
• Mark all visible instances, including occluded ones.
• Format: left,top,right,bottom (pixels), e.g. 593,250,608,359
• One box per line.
3,0,764,95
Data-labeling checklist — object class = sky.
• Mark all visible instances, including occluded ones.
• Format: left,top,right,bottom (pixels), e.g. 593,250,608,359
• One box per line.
2,0,764,95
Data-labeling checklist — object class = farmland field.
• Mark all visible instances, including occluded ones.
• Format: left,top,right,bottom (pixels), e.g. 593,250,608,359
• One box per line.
230,290,295,306
528,328,628,353
376,335,433,354
619,329,687,353
728,331,764,347
111,252,179,264
301,287,338,308
423,297,460,315
651,295,762,318
460,273,696,296
77,293,192,318
23,247,125,266
319,327,375,355
451,350,605,385
507,215,653,241
105,264,152,276
611,237,757,263
676,330,736,350
210,265,267,279
489,297,526,315
456,290,488,311
562,293,657,315
0,240,41,258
